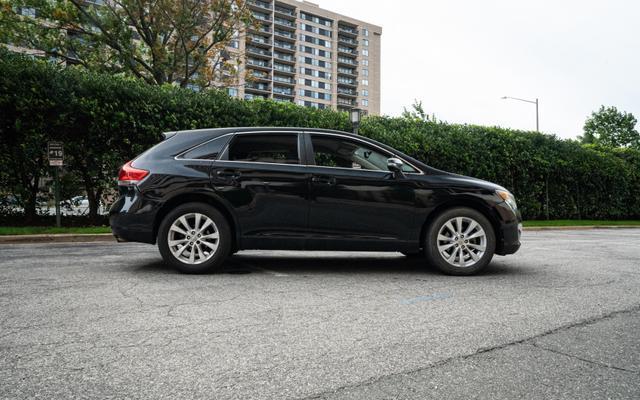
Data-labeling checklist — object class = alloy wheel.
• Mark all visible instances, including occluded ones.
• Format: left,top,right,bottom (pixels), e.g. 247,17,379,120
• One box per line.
436,216,487,268
167,212,220,264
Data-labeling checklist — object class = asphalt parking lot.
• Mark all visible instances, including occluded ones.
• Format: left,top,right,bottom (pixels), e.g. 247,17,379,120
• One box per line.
1,229,639,399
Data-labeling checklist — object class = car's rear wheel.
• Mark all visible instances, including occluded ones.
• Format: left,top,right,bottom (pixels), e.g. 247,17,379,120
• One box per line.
425,207,496,275
158,203,231,273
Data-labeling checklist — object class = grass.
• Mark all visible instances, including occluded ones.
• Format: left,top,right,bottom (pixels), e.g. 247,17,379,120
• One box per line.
523,220,640,227
0,226,112,235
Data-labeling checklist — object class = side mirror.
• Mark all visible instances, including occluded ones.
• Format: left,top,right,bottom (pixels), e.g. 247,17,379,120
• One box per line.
387,157,405,178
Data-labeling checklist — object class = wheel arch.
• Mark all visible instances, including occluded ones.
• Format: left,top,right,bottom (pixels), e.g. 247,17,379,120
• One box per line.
420,197,502,248
153,192,240,250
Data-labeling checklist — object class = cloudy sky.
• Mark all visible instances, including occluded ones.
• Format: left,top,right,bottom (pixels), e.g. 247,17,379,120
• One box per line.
315,0,640,139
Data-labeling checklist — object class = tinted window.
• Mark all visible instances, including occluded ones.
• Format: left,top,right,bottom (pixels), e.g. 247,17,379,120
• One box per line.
182,135,231,160
311,135,417,172
229,134,299,164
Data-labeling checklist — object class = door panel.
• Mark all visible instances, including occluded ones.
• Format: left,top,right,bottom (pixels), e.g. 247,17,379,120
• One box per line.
210,133,309,246
305,133,424,249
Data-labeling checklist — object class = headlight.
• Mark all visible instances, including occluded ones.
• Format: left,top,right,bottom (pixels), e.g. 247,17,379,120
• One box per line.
496,190,518,211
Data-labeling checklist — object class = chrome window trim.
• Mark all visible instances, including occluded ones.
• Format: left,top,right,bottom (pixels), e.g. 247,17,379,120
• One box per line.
176,130,424,176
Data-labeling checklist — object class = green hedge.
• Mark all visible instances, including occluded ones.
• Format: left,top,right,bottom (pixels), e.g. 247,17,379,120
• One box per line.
1,50,638,221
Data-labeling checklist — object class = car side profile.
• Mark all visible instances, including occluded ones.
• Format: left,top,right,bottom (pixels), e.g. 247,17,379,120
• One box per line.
110,127,522,275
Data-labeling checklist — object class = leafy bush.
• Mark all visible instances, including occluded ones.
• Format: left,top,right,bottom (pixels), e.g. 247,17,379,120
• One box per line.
1,50,638,222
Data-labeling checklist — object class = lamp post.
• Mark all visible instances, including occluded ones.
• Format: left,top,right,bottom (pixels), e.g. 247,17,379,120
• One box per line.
501,96,539,132
350,108,361,135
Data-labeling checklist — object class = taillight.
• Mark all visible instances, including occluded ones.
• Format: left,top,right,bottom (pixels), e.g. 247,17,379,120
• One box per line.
118,161,149,186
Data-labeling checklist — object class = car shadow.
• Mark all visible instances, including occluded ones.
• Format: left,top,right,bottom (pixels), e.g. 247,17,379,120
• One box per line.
131,251,528,277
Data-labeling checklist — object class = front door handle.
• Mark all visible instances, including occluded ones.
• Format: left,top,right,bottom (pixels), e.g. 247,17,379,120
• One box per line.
311,175,336,185
216,169,241,179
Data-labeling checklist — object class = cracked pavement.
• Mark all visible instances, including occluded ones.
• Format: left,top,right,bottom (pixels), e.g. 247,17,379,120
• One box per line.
1,229,639,399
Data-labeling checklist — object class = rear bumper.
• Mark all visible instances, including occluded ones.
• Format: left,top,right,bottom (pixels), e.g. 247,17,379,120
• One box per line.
109,190,157,244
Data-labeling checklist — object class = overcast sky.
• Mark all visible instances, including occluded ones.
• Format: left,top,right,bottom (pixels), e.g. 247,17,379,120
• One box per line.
315,0,640,139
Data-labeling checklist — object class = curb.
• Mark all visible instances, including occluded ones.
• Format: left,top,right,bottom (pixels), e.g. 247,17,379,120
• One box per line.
0,233,115,244
1,225,639,244
523,226,640,231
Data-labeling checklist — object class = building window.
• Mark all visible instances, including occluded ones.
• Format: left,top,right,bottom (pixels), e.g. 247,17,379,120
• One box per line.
362,69,369,76
228,88,238,97
362,89,368,97
362,99,369,107
363,39,369,47
362,49,369,56
362,60,369,66
361,79,369,86
363,28,369,36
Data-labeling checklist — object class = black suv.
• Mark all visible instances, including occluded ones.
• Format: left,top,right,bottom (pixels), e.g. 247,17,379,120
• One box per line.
110,128,521,275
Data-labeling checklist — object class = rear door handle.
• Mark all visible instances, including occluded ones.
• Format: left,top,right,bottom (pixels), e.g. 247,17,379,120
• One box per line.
311,175,336,185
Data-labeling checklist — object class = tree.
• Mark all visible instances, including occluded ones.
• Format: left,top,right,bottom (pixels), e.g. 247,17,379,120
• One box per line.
581,106,640,149
0,0,253,89
401,100,437,122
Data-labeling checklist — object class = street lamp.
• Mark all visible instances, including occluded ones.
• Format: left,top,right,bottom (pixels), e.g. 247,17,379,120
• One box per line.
350,108,361,135
501,96,539,132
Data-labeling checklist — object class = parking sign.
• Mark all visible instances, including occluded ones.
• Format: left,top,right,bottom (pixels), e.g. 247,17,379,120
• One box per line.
48,141,64,166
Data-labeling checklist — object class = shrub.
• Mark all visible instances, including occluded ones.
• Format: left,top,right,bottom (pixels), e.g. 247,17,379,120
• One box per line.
1,50,638,222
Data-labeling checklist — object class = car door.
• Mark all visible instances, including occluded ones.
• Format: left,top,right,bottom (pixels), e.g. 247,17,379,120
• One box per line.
304,132,423,251
211,131,310,249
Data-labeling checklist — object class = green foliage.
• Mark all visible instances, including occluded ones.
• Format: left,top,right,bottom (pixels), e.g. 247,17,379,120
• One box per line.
581,106,640,149
0,50,638,222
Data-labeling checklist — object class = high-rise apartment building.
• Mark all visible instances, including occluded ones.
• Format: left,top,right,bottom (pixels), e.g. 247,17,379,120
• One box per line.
232,0,381,114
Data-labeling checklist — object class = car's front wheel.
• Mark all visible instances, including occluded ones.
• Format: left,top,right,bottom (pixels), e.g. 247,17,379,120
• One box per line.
157,203,231,273
425,207,496,275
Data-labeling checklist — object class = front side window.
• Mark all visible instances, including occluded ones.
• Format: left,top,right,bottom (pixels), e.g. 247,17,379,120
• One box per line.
311,135,417,172
228,134,299,164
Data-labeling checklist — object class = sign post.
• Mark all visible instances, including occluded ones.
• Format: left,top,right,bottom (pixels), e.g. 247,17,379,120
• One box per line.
48,142,64,228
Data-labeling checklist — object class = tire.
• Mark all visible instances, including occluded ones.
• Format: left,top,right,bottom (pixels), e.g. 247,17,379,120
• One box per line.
157,202,232,273
424,207,496,275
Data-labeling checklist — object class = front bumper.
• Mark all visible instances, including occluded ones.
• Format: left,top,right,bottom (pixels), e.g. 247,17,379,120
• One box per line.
494,202,522,255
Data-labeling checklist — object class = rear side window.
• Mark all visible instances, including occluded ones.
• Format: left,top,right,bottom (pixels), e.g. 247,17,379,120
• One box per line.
228,134,299,164
182,135,231,160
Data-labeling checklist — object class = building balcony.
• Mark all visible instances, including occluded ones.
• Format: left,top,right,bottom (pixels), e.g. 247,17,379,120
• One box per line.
337,98,357,107
273,62,295,74
249,24,272,35
246,46,272,58
246,83,271,93
252,12,272,22
338,46,357,55
274,40,295,52
273,74,295,85
338,67,357,76
274,17,295,29
337,78,357,86
245,93,268,100
337,57,358,66
274,52,295,64
247,34,271,47
248,0,272,11
338,35,358,46
274,29,295,39
249,69,271,81
338,25,358,36
273,85,294,96
247,58,271,70
274,4,295,17
337,87,357,97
